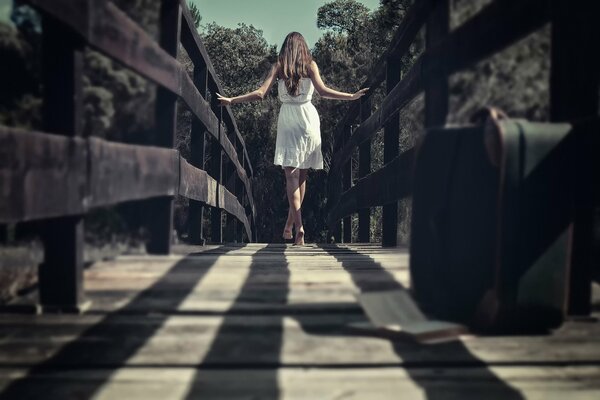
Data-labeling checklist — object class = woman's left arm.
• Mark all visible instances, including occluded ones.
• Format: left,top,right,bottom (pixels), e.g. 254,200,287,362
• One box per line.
217,64,277,105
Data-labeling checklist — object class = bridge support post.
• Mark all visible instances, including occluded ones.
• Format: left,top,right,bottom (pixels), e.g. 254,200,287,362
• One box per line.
382,58,401,247
424,0,449,128
358,97,372,243
146,0,182,254
550,1,600,317
189,65,208,245
342,124,353,243
210,104,224,243
38,16,87,312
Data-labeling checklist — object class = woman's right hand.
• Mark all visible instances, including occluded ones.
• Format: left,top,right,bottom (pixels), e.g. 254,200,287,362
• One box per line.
351,88,369,100
216,92,233,106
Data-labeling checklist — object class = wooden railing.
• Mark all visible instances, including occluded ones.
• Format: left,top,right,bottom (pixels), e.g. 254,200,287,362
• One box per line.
326,0,599,314
0,0,256,311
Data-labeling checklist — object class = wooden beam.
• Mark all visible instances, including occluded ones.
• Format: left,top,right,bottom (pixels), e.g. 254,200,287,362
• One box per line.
87,138,179,207
382,58,401,247
550,0,600,316
146,0,181,255
188,65,209,245
328,149,414,226
330,0,551,176
424,0,449,128
357,97,371,243
38,14,86,312
210,105,223,243
178,0,253,178
330,0,441,148
26,0,255,213
342,125,353,243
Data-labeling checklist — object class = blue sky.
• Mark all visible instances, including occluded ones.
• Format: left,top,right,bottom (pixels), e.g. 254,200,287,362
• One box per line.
0,0,381,48
190,0,381,48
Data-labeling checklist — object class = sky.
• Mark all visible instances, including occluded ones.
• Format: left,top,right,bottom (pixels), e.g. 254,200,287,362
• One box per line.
189,0,381,48
0,0,381,47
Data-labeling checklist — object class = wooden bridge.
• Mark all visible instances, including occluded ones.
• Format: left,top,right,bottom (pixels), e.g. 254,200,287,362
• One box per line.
0,0,599,398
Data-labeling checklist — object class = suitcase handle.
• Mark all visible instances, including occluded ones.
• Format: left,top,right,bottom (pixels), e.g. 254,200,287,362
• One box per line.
471,107,509,167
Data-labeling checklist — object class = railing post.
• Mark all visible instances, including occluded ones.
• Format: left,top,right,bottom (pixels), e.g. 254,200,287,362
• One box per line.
210,104,223,243
424,0,449,127
223,135,236,243
550,1,600,317
342,124,353,243
357,97,371,243
235,143,245,242
146,0,181,254
38,15,87,312
382,58,401,247
188,65,208,245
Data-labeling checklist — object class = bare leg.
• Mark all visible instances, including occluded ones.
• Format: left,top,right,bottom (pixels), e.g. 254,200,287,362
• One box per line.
284,169,308,237
284,167,304,245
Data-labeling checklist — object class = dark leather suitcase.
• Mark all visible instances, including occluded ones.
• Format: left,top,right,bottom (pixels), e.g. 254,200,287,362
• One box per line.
409,110,593,332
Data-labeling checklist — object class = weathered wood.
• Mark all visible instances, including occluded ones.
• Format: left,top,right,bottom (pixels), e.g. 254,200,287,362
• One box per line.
0,127,87,222
27,0,254,214
88,138,179,207
146,0,181,255
424,0,449,127
342,125,353,243
179,158,215,206
331,0,551,174
39,14,86,312
0,244,599,399
179,0,253,178
328,149,414,225
189,65,209,245
357,97,371,243
550,1,600,316
179,158,251,239
382,58,401,247
331,0,441,147
210,106,224,244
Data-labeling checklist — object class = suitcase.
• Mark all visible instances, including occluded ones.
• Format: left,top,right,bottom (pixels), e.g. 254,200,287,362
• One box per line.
409,109,591,332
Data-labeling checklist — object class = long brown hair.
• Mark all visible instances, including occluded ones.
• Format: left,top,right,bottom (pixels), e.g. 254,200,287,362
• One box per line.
278,32,312,96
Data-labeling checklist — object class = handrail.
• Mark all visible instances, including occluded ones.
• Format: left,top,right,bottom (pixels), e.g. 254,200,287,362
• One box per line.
25,0,255,220
327,0,553,244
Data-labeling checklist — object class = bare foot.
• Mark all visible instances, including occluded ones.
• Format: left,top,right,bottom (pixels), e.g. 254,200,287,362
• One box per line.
294,230,305,246
283,223,293,240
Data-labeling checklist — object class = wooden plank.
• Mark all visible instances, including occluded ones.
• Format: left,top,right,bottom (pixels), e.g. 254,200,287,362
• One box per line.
550,1,600,316
210,104,224,243
0,127,87,222
179,158,217,207
331,0,551,174
328,149,414,225
88,138,179,207
382,58,401,247
354,290,468,343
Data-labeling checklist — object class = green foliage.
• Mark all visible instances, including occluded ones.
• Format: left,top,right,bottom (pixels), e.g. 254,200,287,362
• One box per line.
188,2,202,28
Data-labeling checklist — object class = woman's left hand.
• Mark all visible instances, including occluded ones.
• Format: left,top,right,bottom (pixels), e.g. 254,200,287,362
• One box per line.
216,92,233,106
351,88,369,101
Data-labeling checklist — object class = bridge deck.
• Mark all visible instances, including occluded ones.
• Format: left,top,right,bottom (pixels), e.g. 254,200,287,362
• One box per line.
0,243,599,399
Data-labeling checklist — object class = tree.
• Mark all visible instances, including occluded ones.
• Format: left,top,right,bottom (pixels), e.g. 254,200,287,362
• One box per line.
189,2,202,28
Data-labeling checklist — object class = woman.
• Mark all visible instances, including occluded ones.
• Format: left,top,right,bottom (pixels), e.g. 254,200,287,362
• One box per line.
217,32,368,245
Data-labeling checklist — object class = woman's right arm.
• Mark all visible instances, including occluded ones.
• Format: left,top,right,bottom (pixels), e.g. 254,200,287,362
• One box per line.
309,61,368,101
217,64,278,106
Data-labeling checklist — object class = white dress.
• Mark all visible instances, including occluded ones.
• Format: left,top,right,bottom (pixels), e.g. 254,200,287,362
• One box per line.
273,78,324,170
